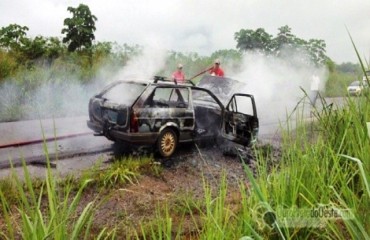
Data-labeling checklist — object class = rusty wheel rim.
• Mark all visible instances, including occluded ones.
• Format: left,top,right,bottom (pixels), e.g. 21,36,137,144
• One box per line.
161,132,175,156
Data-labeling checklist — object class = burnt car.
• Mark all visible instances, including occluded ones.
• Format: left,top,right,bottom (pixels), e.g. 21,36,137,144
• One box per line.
87,75,258,157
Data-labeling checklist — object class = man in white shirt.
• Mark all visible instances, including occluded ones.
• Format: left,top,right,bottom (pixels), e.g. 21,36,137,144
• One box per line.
310,74,320,106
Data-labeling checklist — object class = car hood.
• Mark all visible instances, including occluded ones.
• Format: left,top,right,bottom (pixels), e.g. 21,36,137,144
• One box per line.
196,75,246,104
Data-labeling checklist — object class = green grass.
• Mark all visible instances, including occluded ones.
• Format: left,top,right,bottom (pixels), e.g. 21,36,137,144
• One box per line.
1,90,368,239
0,159,101,239
1,44,369,238
135,90,369,239
0,148,160,239
325,71,357,97
1,91,368,239
79,155,162,188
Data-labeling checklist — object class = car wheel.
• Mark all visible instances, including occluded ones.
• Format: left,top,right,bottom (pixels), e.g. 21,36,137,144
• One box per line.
157,128,177,158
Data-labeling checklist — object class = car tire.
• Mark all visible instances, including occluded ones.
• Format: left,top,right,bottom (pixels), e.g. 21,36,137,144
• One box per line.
157,128,178,158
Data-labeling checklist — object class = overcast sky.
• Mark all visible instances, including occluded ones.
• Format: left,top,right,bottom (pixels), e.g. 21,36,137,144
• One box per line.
1,0,369,63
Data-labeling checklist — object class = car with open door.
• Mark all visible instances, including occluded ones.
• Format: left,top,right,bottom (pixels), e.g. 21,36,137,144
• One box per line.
87,76,258,157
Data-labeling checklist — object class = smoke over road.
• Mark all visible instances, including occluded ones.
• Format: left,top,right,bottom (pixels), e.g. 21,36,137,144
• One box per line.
232,51,327,130
113,45,168,81
0,46,168,122
0,45,327,138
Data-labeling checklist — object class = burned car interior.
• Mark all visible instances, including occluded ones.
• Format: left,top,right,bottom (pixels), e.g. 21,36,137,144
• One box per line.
223,93,258,144
144,87,189,109
192,88,223,136
87,75,258,157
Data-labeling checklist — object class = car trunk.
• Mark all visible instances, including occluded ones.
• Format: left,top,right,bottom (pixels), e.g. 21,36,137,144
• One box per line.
88,81,147,132
102,103,129,127
89,98,130,127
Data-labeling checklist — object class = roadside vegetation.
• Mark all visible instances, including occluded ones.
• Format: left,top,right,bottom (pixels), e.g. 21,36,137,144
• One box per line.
132,88,369,238
0,89,369,239
0,4,364,122
0,154,161,239
325,61,362,97
0,3,369,239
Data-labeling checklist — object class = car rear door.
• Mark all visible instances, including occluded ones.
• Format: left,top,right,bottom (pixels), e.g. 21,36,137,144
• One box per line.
222,93,259,146
136,86,195,138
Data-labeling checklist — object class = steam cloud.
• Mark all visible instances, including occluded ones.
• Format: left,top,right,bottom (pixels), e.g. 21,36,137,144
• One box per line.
0,45,327,141
113,44,168,81
232,50,327,135
0,46,169,122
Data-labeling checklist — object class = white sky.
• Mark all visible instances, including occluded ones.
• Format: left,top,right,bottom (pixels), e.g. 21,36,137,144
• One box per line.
1,0,369,63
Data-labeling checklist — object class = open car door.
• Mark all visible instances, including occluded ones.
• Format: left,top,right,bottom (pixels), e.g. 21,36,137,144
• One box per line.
222,93,259,146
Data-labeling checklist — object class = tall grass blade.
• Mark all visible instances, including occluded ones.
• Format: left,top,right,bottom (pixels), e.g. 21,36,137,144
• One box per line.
239,152,286,240
339,154,370,197
71,201,95,240
0,188,14,239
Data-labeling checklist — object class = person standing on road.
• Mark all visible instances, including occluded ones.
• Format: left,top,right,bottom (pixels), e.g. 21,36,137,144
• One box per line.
209,59,224,77
309,73,320,106
172,63,185,84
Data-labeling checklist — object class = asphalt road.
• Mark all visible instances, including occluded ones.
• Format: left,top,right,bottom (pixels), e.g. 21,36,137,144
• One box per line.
0,97,345,178
0,117,112,178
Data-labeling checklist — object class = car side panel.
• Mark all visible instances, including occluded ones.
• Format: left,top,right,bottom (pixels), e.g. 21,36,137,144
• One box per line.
135,107,195,142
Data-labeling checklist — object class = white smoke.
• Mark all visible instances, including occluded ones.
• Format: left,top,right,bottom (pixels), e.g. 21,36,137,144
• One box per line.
232,50,327,134
0,43,171,123
0,44,328,132
113,45,168,82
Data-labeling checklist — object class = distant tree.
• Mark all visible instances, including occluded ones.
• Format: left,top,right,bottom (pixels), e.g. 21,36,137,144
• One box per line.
61,4,97,52
336,62,361,74
122,43,143,57
90,41,113,67
210,49,243,72
235,25,329,66
110,43,143,65
20,36,47,61
211,49,242,62
306,39,327,66
44,37,65,60
271,25,296,51
92,41,113,56
234,28,272,54
0,24,29,51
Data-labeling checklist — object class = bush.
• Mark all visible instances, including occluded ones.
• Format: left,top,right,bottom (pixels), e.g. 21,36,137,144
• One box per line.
325,71,357,97
0,50,17,81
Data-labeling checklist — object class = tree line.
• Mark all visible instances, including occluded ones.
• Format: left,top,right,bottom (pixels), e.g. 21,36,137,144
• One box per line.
235,25,327,66
0,4,360,83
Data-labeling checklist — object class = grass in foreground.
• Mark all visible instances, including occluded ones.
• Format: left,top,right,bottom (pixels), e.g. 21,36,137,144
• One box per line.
0,152,160,239
134,94,369,239
0,93,369,239
1,93,369,239
0,158,101,239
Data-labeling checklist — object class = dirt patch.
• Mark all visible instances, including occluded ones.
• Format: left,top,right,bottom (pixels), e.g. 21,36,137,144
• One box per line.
0,140,282,238
82,141,281,236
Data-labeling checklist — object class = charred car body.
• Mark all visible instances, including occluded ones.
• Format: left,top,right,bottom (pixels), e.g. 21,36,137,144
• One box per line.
87,75,259,157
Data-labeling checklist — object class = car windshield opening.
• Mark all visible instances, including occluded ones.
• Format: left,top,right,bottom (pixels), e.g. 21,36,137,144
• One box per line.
102,82,146,104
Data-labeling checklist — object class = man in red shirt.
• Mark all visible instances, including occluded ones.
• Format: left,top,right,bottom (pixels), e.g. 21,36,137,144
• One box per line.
209,59,224,77
172,64,185,84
